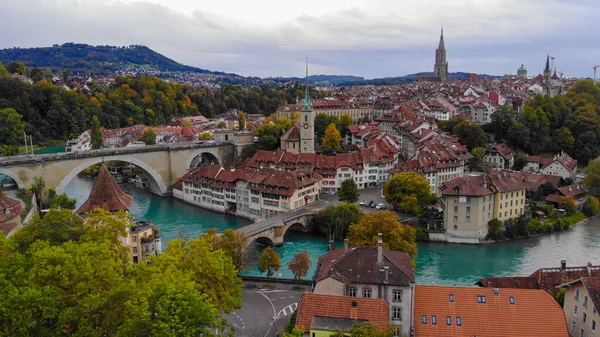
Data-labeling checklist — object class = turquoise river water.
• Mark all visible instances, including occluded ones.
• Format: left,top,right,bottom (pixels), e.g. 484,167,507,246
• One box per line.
3,173,599,284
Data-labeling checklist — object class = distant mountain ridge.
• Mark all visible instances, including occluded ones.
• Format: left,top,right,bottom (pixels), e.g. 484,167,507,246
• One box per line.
0,43,230,76
349,72,501,85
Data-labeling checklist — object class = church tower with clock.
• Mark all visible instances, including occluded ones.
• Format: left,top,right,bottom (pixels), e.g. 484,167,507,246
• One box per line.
300,58,315,153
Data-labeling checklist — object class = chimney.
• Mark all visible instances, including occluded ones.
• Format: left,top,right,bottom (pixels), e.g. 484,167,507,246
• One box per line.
384,265,389,284
344,239,349,256
587,262,592,276
377,233,383,265
328,237,335,252
561,259,567,270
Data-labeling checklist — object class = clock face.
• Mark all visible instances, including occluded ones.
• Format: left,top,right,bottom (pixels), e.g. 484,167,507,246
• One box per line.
303,124,309,129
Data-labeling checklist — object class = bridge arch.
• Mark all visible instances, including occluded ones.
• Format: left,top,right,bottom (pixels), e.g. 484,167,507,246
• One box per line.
55,155,168,195
249,236,275,246
0,168,24,189
185,149,221,169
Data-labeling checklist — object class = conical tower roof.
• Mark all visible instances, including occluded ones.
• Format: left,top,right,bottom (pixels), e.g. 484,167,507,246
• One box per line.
302,57,312,111
77,164,134,214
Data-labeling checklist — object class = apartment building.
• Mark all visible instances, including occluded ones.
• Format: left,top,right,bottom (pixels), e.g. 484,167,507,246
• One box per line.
558,275,600,337
489,171,527,222
484,143,515,170
277,98,374,122
173,164,322,221
126,221,162,264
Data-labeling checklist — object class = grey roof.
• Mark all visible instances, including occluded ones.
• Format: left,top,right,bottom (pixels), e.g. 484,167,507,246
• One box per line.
310,316,367,332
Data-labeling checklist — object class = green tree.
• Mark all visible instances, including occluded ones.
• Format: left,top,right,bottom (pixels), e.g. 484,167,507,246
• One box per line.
258,247,281,281
583,159,600,196
142,127,157,145
486,219,502,240
287,250,311,281
238,110,246,131
337,114,354,133
0,62,8,78
338,178,359,203
49,193,77,210
319,203,363,240
452,120,488,151
7,61,26,75
329,329,346,337
438,118,463,133
0,108,26,146
215,229,249,271
90,115,104,149
29,67,45,82
552,127,575,153
490,103,516,141
513,152,529,171
255,124,283,151
11,208,84,252
348,321,390,337
468,147,488,172
30,176,46,209
383,172,436,215
347,211,418,265
519,106,550,153
583,196,600,216
283,326,304,337
323,123,342,150
315,114,339,143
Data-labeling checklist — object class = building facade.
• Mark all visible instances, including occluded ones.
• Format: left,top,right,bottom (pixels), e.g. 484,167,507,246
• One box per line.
558,276,600,337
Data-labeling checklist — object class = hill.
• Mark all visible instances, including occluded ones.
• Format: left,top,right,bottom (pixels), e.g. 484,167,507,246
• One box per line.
349,72,500,85
0,43,228,76
269,74,364,85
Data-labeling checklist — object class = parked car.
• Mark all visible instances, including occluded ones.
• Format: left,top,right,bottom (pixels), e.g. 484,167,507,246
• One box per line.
370,201,377,208
375,203,386,210
359,200,368,206
367,201,376,208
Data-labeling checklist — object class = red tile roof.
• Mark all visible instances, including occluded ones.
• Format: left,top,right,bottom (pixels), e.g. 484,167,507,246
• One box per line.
295,293,389,333
486,143,514,160
440,175,495,196
77,165,133,214
557,184,586,197
558,277,600,311
414,285,568,337
0,195,23,223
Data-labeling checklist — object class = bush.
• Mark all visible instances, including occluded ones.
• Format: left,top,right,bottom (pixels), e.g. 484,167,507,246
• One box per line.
486,219,503,240
582,196,600,217
415,228,430,241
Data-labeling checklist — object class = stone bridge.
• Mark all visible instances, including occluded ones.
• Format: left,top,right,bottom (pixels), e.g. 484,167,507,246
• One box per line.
239,200,330,247
0,142,239,196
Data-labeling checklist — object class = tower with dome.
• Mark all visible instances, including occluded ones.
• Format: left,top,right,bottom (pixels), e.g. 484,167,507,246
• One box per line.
517,64,527,79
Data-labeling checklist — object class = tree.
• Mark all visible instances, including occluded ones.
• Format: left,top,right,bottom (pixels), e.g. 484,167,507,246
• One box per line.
198,131,212,140
255,124,283,151
489,103,516,141
315,114,339,143
348,322,390,337
90,115,104,150
552,127,575,153
283,326,304,337
323,123,342,150
142,127,157,145
215,229,249,271
49,193,77,210
559,196,578,214
0,108,25,147
29,67,45,82
452,120,488,151
347,211,418,265
30,176,45,209
582,196,600,217
319,203,363,240
258,247,281,281
10,208,84,252
0,62,8,78
287,250,311,281
238,110,246,131
513,152,529,171
329,329,347,337
338,178,359,203
337,114,354,133
383,172,436,215
583,159,600,196
486,219,503,240
468,147,488,172
7,61,26,75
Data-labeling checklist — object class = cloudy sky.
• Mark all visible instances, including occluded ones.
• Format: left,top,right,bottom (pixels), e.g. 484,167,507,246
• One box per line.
1,0,599,79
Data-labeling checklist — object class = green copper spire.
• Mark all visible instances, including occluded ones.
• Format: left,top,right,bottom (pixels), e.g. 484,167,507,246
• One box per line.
302,56,312,111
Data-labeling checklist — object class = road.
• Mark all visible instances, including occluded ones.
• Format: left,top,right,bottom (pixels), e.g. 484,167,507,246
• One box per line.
224,288,303,337
321,187,392,214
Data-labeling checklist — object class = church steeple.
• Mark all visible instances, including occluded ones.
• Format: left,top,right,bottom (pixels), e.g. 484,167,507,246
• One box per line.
439,28,445,49
434,28,449,81
302,56,312,111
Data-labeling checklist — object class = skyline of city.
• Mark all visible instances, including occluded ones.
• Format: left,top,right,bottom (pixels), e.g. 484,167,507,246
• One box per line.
1,0,599,78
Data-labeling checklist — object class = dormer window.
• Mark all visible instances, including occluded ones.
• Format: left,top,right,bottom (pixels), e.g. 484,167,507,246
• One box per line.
449,294,455,302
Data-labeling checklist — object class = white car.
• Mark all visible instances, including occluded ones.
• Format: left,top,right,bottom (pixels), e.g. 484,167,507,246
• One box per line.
375,203,386,210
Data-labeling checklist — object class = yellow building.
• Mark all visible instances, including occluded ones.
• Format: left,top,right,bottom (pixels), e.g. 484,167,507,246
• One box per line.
488,171,527,222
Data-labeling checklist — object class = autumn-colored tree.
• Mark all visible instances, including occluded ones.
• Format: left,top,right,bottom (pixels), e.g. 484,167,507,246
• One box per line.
287,250,311,281
258,246,281,282
90,115,103,149
583,196,600,216
559,195,578,214
583,159,600,196
217,121,228,129
383,172,436,215
198,131,212,140
347,211,417,265
215,229,249,271
142,127,157,145
180,119,193,128
323,123,342,150
238,110,246,131
338,178,359,203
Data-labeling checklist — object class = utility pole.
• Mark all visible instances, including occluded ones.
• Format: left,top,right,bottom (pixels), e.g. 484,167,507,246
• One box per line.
24,132,29,156
594,65,600,82
30,135,34,157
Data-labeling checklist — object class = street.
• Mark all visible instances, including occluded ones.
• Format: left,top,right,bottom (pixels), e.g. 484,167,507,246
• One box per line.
321,187,392,214
224,287,304,337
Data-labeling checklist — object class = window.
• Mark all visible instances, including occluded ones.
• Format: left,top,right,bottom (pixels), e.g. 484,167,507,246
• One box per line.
393,290,403,302
132,235,137,242
132,247,137,253
583,312,587,323
584,296,589,307
422,315,427,324
509,297,515,304
592,320,596,332
466,206,471,213
580,328,584,337
466,216,470,222
572,321,576,333
446,316,452,326
453,215,458,222
574,304,578,316
456,317,462,326
432,316,437,325
363,288,372,298
477,296,487,303
576,289,580,300
454,206,458,212
392,307,402,321
449,294,455,302
347,288,357,297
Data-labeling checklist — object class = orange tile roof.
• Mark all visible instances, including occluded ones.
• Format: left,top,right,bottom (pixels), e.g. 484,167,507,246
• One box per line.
414,285,568,337
295,293,389,333
77,165,133,214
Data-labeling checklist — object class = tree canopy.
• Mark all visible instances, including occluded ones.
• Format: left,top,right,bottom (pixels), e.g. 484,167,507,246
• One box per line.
141,127,157,145
90,115,103,149
583,158,600,196
317,203,363,241
0,108,25,146
323,123,342,150
338,178,359,203
258,247,281,280
383,172,437,215
287,250,311,281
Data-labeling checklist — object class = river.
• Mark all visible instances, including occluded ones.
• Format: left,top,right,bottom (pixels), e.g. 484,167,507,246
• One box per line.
4,173,599,285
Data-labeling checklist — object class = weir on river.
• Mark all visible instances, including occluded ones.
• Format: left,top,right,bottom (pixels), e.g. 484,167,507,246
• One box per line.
4,173,598,284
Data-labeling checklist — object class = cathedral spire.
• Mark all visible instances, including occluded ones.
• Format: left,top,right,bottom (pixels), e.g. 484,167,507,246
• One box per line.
439,27,445,49
544,53,550,73
302,56,312,111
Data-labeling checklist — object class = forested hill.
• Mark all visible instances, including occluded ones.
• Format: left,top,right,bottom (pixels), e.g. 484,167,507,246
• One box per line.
349,72,500,85
0,43,227,76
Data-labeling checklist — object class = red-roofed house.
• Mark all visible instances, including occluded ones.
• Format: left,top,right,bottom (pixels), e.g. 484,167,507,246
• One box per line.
0,195,24,237
484,143,515,170
541,152,578,179
77,165,134,214
558,276,600,337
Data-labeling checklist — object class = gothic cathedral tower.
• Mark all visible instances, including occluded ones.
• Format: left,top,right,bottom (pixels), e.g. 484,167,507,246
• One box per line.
434,28,449,81
300,58,315,153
